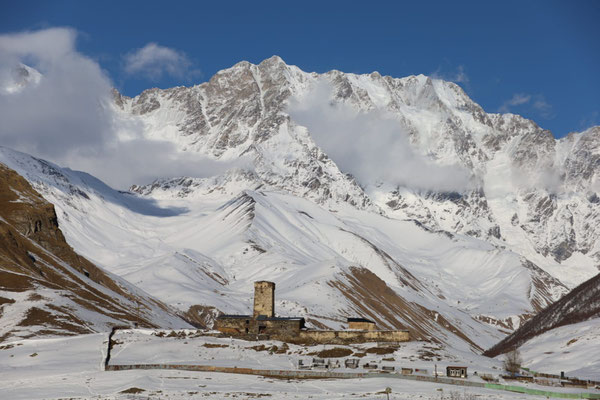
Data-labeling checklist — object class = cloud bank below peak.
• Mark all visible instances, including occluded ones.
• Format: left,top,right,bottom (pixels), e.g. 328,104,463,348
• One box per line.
287,80,474,193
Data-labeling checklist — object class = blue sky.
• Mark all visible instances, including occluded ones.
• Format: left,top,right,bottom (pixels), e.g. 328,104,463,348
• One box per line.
2,0,599,138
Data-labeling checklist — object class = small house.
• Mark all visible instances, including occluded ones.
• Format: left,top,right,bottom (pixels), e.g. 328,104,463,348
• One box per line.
312,358,328,369
447,366,468,378
297,359,310,370
363,361,379,370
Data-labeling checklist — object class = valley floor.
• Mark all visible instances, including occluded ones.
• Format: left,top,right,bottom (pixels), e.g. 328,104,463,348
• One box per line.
1,330,599,399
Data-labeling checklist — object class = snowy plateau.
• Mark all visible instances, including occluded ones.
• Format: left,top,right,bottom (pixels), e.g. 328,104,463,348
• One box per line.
1,56,600,399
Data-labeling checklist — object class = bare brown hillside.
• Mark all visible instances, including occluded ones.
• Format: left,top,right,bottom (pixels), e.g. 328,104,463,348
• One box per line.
0,163,187,342
330,266,483,352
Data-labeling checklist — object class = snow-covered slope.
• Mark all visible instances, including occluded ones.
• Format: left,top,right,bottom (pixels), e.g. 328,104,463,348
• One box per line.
0,146,570,355
0,332,542,400
114,56,600,289
484,268,600,380
484,271,600,358
517,318,600,380
3,56,599,356
0,161,190,342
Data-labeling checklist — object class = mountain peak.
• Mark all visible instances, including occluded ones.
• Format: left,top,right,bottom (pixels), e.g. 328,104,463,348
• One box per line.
1,63,42,94
108,58,600,294
260,55,286,65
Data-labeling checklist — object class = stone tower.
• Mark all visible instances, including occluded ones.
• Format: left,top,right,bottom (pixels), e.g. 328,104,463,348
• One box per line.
253,281,275,318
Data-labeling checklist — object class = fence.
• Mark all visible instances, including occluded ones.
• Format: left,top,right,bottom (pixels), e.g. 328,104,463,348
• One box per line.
105,364,370,379
104,363,600,399
522,368,600,389
484,383,600,399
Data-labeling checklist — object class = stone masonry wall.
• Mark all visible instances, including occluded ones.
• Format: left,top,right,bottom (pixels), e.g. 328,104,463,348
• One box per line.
259,319,303,335
215,318,250,334
348,321,376,331
278,330,410,344
253,281,275,318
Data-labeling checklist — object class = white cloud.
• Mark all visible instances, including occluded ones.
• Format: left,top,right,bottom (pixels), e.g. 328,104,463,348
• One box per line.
0,27,75,62
452,65,469,84
579,111,599,130
0,28,115,160
287,80,473,193
499,93,553,119
498,93,531,113
431,65,470,85
532,96,553,118
66,136,251,189
123,42,199,81
0,28,238,189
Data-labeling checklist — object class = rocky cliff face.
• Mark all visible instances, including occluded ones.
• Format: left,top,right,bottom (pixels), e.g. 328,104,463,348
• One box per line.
0,163,189,342
117,56,600,288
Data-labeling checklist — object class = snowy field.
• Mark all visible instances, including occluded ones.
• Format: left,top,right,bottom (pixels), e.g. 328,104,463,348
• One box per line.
518,318,600,380
1,330,599,399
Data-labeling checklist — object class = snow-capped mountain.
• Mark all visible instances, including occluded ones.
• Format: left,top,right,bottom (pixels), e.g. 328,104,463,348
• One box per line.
0,162,190,342
2,56,598,355
115,56,600,289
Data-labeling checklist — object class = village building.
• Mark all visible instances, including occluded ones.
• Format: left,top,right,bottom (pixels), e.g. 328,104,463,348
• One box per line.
216,281,305,335
215,281,410,344
446,366,468,378
347,317,376,331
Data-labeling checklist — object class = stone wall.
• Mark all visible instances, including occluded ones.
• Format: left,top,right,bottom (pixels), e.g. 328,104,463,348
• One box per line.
258,319,303,335
278,330,410,344
348,321,376,331
216,319,409,343
217,315,303,335
215,317,250,335
105,364,600,398
253,281,275,318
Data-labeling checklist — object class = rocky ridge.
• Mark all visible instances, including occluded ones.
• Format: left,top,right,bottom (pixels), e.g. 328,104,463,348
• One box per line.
117,56,600,288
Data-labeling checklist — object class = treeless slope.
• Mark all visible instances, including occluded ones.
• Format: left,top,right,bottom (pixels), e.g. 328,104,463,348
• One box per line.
0,163,188,341
484,271,600,358
330,266,484,352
